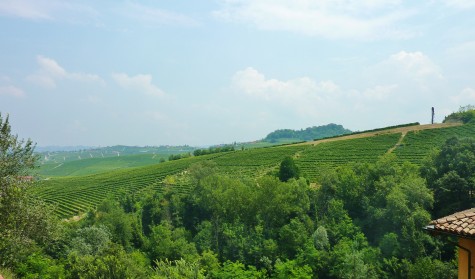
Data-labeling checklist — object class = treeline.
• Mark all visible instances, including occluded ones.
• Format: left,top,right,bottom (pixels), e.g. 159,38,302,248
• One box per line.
443,105,475,123
316,122,420,141
193,145,235,156
168,153,191,161
265,123,351,142
168,145,236,161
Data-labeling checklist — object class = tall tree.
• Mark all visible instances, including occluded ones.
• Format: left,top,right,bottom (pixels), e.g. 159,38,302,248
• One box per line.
0,113,59,268
421,136,475,217
278,156,300,182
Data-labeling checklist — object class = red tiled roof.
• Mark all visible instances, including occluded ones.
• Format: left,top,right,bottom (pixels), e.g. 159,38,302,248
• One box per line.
427,208,475,238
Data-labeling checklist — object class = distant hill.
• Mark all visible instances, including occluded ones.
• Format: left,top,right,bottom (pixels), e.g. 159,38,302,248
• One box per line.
264,123,351,142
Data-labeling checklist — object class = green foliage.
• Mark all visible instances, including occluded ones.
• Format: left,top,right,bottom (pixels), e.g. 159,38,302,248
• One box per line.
68,225,111,256
312,226,330,251
152,258,205,279
169,153,191,161
443,105,475,123
422,136,475,217
146,221,198,263
193,145,235,156
329,234,380,279
214,261,266,279
272,259,312,279
0,113,61,270
16,253,65,279
265,123,351,142
278,156,300,182
12,116,475,277
67,243,150,279
0,267,17,279
0,113,37,177
407,257,456,279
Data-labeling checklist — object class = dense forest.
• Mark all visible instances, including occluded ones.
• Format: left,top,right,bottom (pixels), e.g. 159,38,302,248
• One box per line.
3,112,475,278
264,124,351,142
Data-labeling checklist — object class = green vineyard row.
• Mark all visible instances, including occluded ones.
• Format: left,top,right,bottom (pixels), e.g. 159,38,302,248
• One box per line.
31,122,475,218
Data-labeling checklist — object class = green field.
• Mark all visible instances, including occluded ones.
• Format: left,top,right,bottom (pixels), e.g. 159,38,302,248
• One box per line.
36,145,196,177
37,154,170,177
31,122,475,218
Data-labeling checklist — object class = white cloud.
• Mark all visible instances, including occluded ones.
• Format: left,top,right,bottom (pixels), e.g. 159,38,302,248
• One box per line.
112,73,165,97
443,0,475,9
447,41,475,59
230,66,434,130
0,85,25,98
0,0,53,20
388,51,442,79
232,67,343,118
369,51,443,90
121,2,198,27
233,67,339,101
0,0,98,22
362,84,398,100
214,0,415,40
451,87,475,103
27,55,104,89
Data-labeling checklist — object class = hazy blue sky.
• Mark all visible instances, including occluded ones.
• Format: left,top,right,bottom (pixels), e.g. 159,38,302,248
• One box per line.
1,1,475,146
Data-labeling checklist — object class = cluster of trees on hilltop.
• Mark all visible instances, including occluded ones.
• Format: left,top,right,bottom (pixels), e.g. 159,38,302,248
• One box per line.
193,145,235,157
264,123,351,142
443,105,475,123
4,112,475,278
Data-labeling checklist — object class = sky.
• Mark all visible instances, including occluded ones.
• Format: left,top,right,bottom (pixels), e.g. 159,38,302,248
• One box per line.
1,0,475,147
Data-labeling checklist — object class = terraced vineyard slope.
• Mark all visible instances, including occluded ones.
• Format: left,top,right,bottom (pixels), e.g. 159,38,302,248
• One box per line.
296,133,402,181
32,122,475,219
31,156,208,218
394,121,475,163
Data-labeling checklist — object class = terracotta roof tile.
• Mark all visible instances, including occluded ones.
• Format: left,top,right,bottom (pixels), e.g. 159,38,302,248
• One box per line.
428,208,475,238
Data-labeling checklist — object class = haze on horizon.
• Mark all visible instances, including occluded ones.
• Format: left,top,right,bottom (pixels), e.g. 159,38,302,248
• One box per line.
1,1,474,147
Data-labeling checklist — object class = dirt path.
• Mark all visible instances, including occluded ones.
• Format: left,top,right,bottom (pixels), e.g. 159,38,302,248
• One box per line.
297,122,462,147
52,163,63,170
387,131,407,154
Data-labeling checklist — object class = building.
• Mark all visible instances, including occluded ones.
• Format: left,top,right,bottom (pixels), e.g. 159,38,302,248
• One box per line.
425,208,475,279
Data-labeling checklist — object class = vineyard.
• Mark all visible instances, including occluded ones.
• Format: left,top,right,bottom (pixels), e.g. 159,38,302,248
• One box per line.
31,122,475,219
393,121,475,164
211,145,306,178
31,156,210,218
296,133,402,181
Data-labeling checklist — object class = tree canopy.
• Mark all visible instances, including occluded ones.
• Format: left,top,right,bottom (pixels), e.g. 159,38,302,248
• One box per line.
264,123,351,142
443,105,475,123
278,156,300,182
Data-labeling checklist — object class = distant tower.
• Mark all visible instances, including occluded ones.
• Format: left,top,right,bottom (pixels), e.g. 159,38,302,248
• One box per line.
431,107,435,124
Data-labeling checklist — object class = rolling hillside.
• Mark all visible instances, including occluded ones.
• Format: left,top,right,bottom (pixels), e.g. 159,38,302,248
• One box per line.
31,121,475,218
36,145,196,177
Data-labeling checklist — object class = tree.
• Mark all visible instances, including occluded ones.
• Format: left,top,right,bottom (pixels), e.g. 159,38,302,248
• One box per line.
0,113,59,269
278,156,300,182
421,137,475,217
152,258,205,279
443,105,475,123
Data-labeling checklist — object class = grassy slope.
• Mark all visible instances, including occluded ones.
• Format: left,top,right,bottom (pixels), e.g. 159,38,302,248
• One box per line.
38,154,169,177
32,122,475,219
